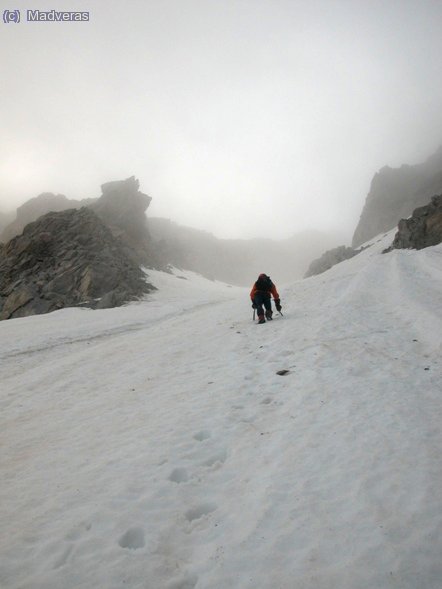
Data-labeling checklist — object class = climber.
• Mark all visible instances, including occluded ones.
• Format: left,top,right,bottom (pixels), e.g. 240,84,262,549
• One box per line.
250,274,282,324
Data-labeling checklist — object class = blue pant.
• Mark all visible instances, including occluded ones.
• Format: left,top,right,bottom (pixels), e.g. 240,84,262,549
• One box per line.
253,292,272,318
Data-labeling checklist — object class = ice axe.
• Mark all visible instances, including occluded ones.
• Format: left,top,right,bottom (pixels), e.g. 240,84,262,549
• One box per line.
275,299,283,316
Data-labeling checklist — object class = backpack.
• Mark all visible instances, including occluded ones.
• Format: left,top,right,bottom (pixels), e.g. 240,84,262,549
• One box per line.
255,274,273,292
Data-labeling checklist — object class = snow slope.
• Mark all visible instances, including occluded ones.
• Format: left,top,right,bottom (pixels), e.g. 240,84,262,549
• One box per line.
1,233,441,589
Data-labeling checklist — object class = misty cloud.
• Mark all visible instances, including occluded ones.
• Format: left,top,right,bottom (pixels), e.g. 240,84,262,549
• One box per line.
1,0,442,242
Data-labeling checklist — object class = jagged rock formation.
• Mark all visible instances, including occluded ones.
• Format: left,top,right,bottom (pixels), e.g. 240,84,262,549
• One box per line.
1,193,95,243
1,177,154,268
385,195,442,252
304,245,360,278
0,208,153,320
90,176,154,266
1,176,157,267
352,147,442,247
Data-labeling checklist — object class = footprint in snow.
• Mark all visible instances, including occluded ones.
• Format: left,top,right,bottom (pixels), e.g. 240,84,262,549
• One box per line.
168,467,189,484
52,544,74,570
185,503,217,522
202,449,227,468
118,527,145,550
193,430,211,442
260,397,272,405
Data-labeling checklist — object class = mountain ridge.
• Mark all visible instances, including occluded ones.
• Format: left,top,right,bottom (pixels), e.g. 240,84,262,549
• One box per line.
352,146,442,247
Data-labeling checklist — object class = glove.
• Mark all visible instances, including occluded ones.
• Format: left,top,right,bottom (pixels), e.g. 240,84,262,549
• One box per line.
275,299,282,312
251,303,257,309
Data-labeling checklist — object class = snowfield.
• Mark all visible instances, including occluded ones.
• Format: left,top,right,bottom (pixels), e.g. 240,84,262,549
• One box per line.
1,231,442,589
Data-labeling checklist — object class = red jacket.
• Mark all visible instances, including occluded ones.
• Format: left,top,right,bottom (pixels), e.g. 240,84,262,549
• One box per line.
250,281,279,301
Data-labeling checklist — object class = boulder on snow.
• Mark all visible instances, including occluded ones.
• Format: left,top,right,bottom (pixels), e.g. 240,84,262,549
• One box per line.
385,194,442,252
0,207,154,320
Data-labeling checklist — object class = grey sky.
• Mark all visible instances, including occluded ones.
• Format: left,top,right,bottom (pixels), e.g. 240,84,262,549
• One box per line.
1,0,442,241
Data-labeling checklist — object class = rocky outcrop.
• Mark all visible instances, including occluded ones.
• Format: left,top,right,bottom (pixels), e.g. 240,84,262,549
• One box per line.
1,176,157,265
1,177,154,267
385,195,442,252
1,193,95,243
90,176,154,266
352,147,442,247
0,208,154,320
304,245,360,278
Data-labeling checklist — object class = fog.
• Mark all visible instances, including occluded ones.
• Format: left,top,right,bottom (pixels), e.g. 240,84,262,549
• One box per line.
1,0,442,242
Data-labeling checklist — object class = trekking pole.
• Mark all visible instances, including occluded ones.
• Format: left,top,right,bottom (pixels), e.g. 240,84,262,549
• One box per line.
253,308,256,321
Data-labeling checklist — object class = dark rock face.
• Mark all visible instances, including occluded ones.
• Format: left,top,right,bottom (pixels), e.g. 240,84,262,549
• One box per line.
304,245,360,278
0,208,154,320
1,193,95,243
386,195,442,251
352,147,442,247
90,176,154,266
